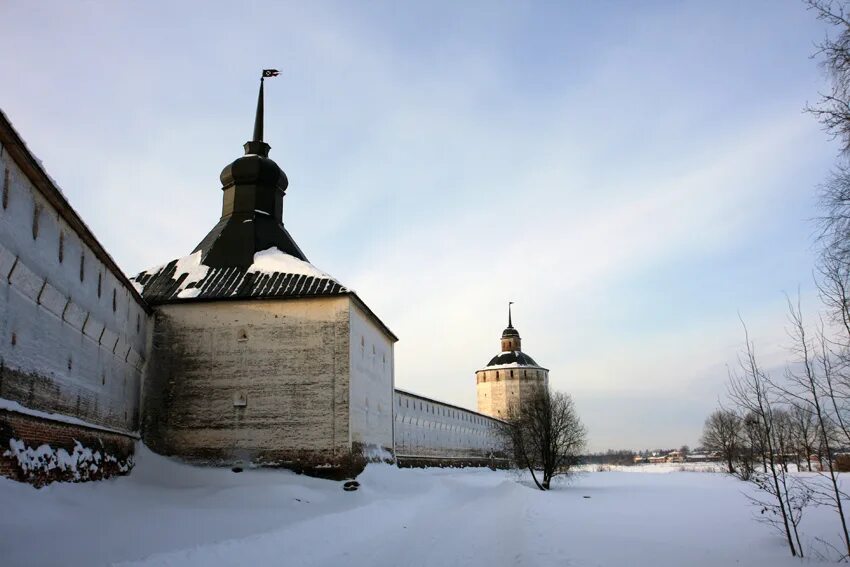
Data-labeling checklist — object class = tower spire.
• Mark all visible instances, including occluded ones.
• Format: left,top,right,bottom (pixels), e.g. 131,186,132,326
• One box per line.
508,301,514,328
252,76,265,143
244,69,279,157
193,68,307,268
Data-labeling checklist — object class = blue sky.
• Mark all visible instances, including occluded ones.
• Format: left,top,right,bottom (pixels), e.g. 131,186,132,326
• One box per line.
0,1,838,450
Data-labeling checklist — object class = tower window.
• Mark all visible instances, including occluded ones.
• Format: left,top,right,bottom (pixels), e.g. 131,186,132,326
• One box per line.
112,289,117,312
58,232,64,263
2,168,9,209
32,204,41,239
97,272,102,297
79,253,85,282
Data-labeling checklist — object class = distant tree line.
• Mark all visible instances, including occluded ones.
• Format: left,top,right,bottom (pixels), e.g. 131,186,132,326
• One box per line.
581,450,637,466
580,447,699,466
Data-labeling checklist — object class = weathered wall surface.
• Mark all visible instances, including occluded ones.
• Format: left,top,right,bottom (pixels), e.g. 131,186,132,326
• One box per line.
348,302,394,457
476,367,548,419
393,389,505,464
0,138,149,437
143,297,357,473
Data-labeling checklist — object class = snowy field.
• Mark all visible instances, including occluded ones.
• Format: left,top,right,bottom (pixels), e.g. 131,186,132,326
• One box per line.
1,446,846,567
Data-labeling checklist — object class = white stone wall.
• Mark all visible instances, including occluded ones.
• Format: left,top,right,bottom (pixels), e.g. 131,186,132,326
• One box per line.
0,144,149,434
476,366,548,419
393,389,503,460
142,297,354,466
348,302,394,455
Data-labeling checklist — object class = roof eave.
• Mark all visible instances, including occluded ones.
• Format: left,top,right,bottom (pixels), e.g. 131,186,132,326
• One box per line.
348,292,398,342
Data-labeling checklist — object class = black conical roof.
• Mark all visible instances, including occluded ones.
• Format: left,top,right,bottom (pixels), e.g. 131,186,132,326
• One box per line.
486,351,539,367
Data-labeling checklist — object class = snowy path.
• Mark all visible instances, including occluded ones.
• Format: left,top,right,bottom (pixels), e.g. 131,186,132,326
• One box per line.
0,446,844,566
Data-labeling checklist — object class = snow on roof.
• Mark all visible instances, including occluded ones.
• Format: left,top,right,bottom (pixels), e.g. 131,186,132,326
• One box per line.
130,247,348,305
248,247,335,281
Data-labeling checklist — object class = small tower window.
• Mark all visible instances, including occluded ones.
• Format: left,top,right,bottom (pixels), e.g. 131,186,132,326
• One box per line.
238,328,248,341
97,272,102,297
58,232,64,263
79,253,85,282
112,289,117,312
32,204,41,239
2,168,9,209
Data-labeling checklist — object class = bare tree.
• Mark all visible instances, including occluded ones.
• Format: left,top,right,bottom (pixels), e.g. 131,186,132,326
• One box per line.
806,0,850,155
700,409,740,474
816,253,850,448
749,471,814,557
502,386,587,491
775,295,850,557
737,412,763,481
773,409,796,473
727,320,803,557
790,404,819,472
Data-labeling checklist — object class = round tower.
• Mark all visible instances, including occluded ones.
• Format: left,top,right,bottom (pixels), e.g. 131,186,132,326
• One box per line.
475,304,548,419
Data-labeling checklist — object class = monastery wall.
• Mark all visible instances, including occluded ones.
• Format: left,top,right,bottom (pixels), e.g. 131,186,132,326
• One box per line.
0,122,149,483
143,297,363,475
348,301,395,458
393,389,506,466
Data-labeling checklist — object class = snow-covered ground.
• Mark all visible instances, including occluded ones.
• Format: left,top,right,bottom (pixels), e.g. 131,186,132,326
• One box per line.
0,445,845,566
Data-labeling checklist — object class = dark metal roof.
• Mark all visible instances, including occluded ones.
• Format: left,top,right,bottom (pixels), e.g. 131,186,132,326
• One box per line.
501,326,520,339
486,351,540,367
131,259,399,342
132,260,347,305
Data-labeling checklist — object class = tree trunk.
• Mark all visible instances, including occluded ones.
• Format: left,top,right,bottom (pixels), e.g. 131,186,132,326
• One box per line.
527,465,544,491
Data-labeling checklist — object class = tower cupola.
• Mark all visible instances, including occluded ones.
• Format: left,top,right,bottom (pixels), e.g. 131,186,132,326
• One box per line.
501,302,521,352
193,70,306,268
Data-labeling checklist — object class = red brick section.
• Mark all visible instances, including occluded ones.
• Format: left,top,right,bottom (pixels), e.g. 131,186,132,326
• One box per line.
0,409,135,487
